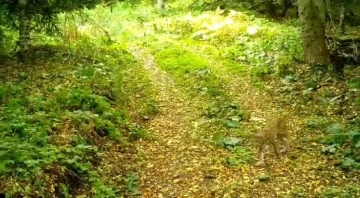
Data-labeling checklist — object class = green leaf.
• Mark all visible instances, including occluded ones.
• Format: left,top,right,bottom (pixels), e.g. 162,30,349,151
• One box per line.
355,141,360,148
212,132,225,148
348,130,360,142
60,183,70,198
0,161,6,173
212,132,223,142
282,75,296,84
321,144,338,154
230,116,241,122
225,120,240,128
342,157,355,168
327,124,343,134
66,159,76,164
223,137,241,146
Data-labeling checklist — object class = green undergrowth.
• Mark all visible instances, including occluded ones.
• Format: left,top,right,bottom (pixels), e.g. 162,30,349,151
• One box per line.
305,117,360,170
317,185,360,198
152,43,227,99
0,40,153,197
79,2,302,80
144,6,302,78
116,47,159,126
278,64,360,171
127,4,303,148
149,42,252,162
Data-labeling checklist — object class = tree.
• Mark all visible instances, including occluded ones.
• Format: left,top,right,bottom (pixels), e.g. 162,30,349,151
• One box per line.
298,0,330,64
0,0,103,61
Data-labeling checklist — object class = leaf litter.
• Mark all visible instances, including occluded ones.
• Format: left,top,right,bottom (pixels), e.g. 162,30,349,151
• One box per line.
128,44,360,197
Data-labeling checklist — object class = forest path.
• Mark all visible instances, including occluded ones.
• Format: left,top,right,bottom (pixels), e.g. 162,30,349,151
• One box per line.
128,42,294,197
127,40,360,197
125,31,360,198
129,47,237,197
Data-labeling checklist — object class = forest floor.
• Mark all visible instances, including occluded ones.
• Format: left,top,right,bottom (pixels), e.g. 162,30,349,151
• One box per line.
2,3,360,198
125,34,360,197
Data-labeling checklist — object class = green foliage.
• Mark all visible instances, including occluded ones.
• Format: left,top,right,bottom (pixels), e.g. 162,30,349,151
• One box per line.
0,31,149,196
348,77,360,89
213,132,253,167
225,146,254,167
188,0,250,11
212,132,242,149
0,131,106,193
319,185,360,198
0,25,16,54
154,45,208,77
1,0,103,34
289,186,306,197
188,0,224,11
341,157,360,170
319,123,360,170
203,102,248,129
90,175,120,198
305,117,334,130
153,44,227,97
190,10,303,78
0,84,127,196
165,9,303,78
223,25,301,78
322,124,360,146
123,172,140,196
0,83,24,103
128,123,150,140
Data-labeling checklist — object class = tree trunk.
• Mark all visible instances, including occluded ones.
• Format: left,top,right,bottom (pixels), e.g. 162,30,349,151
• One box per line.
18,0,31,61
281,0,291,17
298,0,330,64
266,0,277,18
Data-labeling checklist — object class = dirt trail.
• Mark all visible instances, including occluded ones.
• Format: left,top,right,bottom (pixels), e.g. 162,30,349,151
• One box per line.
128,46,300,198
128,42,360,197
130,47,237,197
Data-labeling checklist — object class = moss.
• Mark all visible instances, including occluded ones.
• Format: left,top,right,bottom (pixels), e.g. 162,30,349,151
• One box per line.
155,45,208,76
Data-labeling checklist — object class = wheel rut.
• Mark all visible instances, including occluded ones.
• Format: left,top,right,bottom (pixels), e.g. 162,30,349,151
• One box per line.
129,47,233,198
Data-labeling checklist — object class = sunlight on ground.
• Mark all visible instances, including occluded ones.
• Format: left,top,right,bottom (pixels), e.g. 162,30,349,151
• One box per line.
2,1,360,197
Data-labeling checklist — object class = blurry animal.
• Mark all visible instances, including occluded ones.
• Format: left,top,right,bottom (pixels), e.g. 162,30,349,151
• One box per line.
254,115,290,166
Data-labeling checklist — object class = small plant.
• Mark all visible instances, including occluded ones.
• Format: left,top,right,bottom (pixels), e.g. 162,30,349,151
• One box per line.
225,146,254,167
203,102,247,129
304,117,333,130
319,186,360,198
128,123,150,140
289,186,306,197
142,100,160,117
212,132,242,149
320,123,360,170
124,172,140,196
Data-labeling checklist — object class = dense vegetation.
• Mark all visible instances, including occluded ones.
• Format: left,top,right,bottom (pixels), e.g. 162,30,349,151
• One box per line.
0,0,360,197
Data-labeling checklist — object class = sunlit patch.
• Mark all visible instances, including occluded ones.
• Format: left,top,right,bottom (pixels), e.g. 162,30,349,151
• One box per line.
247,25,261,35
